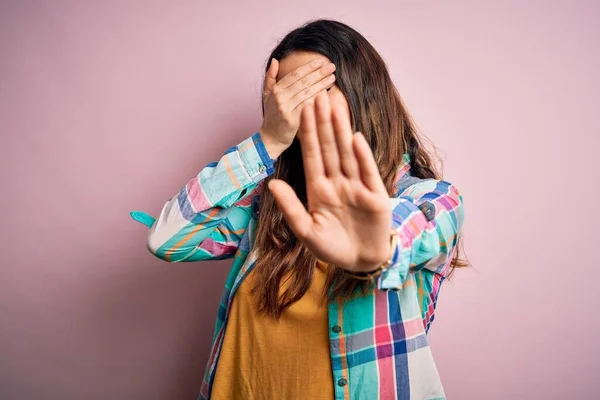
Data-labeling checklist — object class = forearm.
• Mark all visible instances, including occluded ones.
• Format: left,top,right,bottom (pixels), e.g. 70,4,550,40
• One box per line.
135,132,276,262
377,179,464,290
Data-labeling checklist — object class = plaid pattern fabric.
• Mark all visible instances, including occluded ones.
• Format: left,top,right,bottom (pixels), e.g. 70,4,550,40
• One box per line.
133,133,464,400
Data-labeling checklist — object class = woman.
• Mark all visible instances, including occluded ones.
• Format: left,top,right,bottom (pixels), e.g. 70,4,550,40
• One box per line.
131,19,465,400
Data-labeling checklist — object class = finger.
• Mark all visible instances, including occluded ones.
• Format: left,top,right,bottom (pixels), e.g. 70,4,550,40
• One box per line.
353,132,387,193
286,62,335,105
298,101,325,181
314,91,341,176
268,179,313,240
276,58,326,90
263,58,278,98
290,72,336,111
331,104,359,179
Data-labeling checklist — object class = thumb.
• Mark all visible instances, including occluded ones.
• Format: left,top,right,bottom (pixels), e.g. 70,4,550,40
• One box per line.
263,58,278,97
268,179,312,240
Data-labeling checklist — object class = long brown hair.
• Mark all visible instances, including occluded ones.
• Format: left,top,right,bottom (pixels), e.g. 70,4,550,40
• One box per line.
252,19,465,318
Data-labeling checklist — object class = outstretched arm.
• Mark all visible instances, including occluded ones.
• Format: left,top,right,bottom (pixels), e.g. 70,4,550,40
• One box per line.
268,90,464,289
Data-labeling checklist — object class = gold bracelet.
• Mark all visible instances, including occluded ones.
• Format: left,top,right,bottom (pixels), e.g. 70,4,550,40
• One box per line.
346,229,398,283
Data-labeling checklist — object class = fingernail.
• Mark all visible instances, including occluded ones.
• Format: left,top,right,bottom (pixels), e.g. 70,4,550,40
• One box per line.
313,59,325,67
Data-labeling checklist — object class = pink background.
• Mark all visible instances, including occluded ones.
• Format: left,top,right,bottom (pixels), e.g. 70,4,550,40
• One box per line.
1,1,598,399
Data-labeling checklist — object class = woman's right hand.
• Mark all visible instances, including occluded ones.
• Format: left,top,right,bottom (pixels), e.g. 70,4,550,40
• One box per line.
259,58,336,159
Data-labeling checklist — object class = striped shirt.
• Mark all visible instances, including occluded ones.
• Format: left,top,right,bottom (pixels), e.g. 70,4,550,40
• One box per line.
130,132,464,400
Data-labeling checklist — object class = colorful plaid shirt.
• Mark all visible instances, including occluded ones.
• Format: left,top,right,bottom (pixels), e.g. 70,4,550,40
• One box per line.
130,132,464,400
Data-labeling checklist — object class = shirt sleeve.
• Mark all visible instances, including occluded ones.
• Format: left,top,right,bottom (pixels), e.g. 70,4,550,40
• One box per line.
131,132,275,262
377,179,465,290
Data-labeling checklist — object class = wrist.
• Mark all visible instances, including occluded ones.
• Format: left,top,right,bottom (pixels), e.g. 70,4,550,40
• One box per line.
259,129,289,159
347,230,398,282
364,231,396,271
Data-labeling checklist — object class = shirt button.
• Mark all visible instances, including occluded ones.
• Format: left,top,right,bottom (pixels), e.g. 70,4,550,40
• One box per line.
332,325,342,333
338,378,348,387
419,201,436,221
258,164,266,173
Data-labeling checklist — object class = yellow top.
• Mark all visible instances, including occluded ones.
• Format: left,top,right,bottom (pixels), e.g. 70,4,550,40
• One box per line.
210,260,334,400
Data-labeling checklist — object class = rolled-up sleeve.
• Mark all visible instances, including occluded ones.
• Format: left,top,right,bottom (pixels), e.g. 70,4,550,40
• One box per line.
131,132,276,262
378,179,465,290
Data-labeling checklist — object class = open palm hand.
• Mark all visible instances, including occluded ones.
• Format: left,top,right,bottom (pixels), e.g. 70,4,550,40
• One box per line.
268,91,392,272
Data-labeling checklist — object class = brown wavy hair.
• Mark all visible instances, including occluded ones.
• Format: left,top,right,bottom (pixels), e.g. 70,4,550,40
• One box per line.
252,19,465,318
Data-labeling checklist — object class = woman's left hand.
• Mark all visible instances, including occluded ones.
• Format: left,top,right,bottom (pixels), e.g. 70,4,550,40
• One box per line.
268,91,392,273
